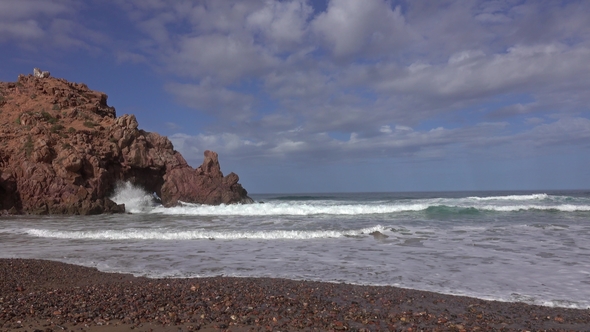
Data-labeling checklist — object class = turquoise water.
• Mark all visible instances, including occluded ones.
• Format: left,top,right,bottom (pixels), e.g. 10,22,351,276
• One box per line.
1,188,589,308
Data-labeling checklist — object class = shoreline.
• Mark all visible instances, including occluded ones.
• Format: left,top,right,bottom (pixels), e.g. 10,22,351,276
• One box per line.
1,259,589,331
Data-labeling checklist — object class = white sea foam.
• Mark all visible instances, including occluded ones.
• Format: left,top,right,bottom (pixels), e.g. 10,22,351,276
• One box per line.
149,203,431,216
472,204,590,212
147,201,590,215
110,182,158,213
466,193,549,201
24,225,387,240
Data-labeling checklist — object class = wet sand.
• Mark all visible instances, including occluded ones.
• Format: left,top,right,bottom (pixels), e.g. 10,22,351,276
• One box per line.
1,259,589,331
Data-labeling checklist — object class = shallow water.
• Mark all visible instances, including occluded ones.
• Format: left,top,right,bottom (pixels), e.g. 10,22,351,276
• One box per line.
1,187,589,309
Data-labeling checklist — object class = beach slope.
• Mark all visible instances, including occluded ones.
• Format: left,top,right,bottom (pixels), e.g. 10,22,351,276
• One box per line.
1,259,589,331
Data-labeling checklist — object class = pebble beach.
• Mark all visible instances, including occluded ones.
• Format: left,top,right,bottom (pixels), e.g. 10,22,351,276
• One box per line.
1,259,589,332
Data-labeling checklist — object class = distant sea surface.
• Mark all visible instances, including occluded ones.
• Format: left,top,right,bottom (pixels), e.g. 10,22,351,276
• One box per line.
1,186,589,309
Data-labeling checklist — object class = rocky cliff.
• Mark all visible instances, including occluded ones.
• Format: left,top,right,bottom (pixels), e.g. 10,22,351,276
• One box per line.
0,71,252,215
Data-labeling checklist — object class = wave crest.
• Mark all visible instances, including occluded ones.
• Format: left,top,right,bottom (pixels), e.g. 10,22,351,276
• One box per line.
466,193,549,201
25,225,387,241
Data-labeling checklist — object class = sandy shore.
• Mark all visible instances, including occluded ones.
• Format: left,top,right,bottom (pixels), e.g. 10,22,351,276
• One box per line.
1,259,589,331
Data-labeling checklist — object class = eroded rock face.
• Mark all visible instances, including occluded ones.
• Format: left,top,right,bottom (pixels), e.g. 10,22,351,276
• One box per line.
161,150,253,206
0,74,252,215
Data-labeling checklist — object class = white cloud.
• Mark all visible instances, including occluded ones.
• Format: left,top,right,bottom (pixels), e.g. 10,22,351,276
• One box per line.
246,0,313,51
312,0,416,58
136,13,174,45
380,125,392,134
474,12,510,24
164,122,182,131
181,1,264,35
165,81,255,121
0,0,72,20
0,20,44,41
372,43,590,103
448,50,485,64
395,125,412,131
48,19,107,51
165,113,590,170
169,132,267,165
524,117,545,126
519,117,590,147
115,51,148,64
166,33,279,83
0,0,108,52
269,140,307,155
487,102,538,120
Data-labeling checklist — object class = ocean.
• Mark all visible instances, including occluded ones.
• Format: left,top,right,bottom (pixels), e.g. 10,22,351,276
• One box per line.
1,184,589,309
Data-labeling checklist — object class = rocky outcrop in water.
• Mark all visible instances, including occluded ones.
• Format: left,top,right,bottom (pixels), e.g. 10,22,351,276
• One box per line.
0,71,252,214
161,150,251,206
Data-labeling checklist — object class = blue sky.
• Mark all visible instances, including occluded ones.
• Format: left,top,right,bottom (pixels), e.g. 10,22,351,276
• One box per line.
1,0,589,193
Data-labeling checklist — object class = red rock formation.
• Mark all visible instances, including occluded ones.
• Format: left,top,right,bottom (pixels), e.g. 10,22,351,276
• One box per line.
161,150,252,206
0,72,252,215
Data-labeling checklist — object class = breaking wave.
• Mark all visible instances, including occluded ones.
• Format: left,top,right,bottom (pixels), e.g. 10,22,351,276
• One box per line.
110,182,160,213
107,185,590,215
148,202,590,216
24,225,387,241
149,203,431,215
466,193,549,201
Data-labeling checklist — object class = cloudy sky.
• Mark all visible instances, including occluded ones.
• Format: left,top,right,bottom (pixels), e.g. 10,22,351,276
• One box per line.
1,0,589,193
